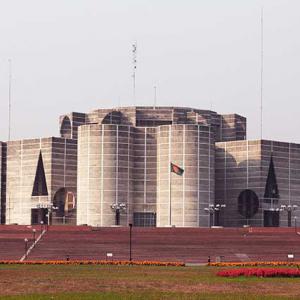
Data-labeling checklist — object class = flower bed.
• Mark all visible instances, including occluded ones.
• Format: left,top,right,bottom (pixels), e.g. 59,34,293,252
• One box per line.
217,268,300,277
0,260,185,267
209,261,300,267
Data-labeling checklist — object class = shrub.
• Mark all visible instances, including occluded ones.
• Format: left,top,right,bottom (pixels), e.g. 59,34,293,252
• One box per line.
0,260,185,267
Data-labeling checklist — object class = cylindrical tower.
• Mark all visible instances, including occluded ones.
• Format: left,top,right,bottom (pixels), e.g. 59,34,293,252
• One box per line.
157,124,214,227
77,124,133,226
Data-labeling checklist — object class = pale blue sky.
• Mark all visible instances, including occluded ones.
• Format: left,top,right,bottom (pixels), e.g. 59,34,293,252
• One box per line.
0,0,299,142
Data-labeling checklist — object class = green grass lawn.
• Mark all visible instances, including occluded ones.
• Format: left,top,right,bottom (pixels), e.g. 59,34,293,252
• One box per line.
0,264,299,299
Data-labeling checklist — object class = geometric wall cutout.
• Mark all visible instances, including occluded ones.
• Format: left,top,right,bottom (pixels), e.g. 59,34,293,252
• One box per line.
32,151,48,196
264,155,279,203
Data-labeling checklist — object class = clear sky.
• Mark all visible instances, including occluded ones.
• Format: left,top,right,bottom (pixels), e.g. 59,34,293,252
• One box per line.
0,0,299,142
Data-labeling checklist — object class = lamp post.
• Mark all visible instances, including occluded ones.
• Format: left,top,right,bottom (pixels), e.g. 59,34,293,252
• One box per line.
44,204,59,229
40,221,44,234
32,229,36,244
280,205,298,227
24,238,28,257
129,223,133,262
111,203,126,226
45,213,49,230
294,216,297,233
204,204,226,227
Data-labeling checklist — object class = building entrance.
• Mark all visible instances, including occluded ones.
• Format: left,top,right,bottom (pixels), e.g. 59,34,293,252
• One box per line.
264,210,279,227
31,208,48,225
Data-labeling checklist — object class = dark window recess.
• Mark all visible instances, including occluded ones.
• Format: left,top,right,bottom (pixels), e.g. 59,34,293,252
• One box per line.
264,210,280,227
32,152,48,196
133,212,156,227
136,120,172,127
264,156,279,203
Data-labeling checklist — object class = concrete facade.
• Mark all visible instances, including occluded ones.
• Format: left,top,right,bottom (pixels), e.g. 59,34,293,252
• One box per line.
215,140,300,227
5,137,77,225
1,105,299,228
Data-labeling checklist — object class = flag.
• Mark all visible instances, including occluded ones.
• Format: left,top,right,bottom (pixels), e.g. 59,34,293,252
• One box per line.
170,163,184,176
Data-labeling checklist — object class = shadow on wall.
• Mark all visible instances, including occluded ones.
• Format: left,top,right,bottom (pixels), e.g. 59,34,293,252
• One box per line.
60,116,72,139
216,147,266,227
101,111,132,125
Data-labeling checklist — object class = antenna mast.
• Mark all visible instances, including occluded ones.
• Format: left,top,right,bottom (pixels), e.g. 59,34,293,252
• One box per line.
260,7,264,140
153,86,157,109
8,59,12,141
132,42,137,105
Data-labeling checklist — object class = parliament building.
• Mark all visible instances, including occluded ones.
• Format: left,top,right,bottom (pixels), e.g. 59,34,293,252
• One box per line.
0,106,299,227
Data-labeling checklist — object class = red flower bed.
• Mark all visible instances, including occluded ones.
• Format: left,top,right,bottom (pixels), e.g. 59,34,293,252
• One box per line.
217,268,300,278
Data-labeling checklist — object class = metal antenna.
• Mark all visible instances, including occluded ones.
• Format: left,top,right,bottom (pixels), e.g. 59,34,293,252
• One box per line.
132,42,137,106
153,86,157,109
260,7,264,140
8,59,12,141
118,96,121,109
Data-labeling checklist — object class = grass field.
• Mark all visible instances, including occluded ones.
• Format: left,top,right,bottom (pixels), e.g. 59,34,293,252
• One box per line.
0,264,300,299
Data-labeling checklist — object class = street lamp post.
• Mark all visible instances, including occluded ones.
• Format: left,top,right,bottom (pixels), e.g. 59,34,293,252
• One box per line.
294,216,297,233
44,204,59,230
40,221,44,234
204,204,226,227
111,203,126,226
24,238,28,257
280,205,298,227
129,223,133,262
45,213,49,230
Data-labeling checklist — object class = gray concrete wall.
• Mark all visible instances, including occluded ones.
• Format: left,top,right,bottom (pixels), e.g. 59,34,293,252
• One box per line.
51,137,77,224
76,107,247,143
6,137,77,225
215,140,261,227
60,112,86,140
220,114,247,142
132,127,157,216
261,141,300,227
215,140,300,227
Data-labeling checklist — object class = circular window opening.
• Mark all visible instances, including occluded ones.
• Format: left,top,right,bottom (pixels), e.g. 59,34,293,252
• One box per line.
238,189,259,219
52,188,76,225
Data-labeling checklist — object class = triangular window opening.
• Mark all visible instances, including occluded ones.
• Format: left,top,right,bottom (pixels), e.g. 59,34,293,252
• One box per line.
264,155,279,203
32,151,48,196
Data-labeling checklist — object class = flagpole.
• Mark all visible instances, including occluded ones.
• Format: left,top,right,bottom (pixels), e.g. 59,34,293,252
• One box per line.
8,59,12,141
169,171,172,226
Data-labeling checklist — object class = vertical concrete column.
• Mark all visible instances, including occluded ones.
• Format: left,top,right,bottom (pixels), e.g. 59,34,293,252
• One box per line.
157,124,214,227
77,124,133,226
